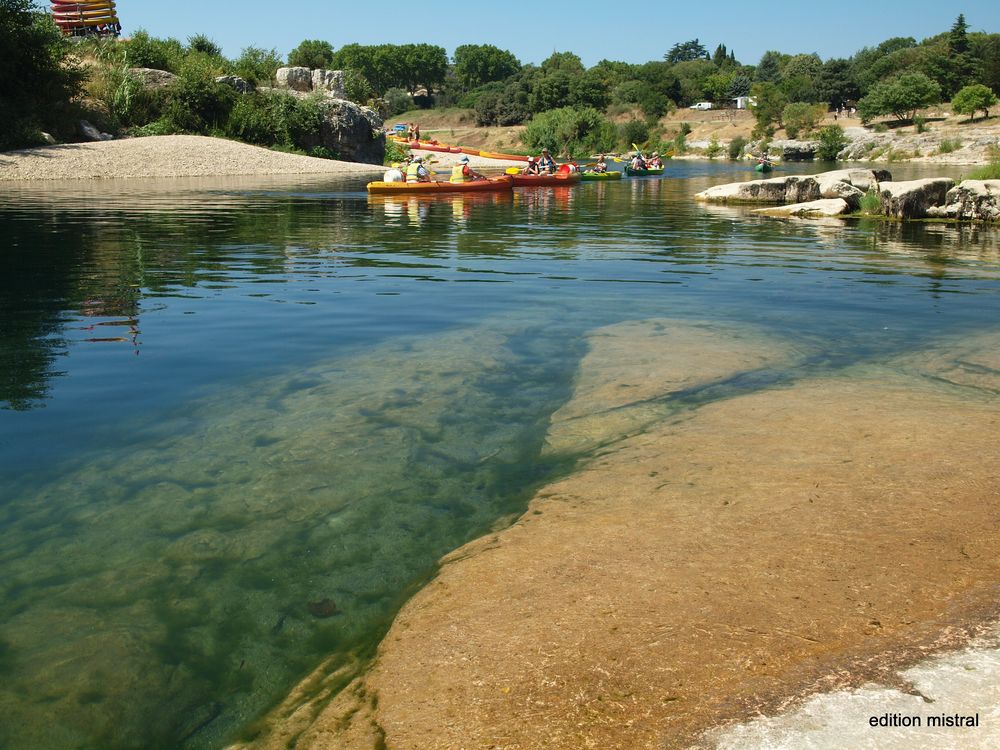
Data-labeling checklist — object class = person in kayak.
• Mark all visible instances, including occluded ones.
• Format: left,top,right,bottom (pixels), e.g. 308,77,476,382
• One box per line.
647,152,663,168
537,148,557,173
450,155,485,182
630,152,647,170
406,156,431,183
383,162,404,182
523,156,541,175
593,154,608,173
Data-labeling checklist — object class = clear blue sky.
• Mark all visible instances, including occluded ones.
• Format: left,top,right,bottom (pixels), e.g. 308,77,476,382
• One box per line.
110,0,999,67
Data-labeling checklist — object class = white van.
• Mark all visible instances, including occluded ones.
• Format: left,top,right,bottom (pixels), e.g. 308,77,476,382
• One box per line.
689,102,713,110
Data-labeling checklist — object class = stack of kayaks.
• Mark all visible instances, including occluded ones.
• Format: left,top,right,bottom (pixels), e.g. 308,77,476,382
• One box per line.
580,171,622,181
367,176,514,195
51,1,121,36
624,166,665,177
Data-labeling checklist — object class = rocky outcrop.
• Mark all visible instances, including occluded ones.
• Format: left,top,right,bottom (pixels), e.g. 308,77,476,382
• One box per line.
769,138,818,161
926,180,1000,222
275,67,347,98
216,75,254,93
753,198,852,217
274,66,311,91
695,169,891,207
129,67,177,88
312,99,384,164
878,178,955,219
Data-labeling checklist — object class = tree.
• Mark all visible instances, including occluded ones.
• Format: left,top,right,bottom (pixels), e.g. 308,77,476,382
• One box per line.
453,44,520,89
948,13,970,56
969,33,1000,96
815,125,848,161
781,102,825,138
939,13,980,97
232,46,283,84
398,43,448,94
288,39,335,70
666,39,708,64
754,51,784,83
0,0,83,149
857,71,941,123
522,106,616,156
540,51,585,75
749,81,787,138
727,73,752,98
814,58,858,107
951,83,998,120
188,34,222,58
702,72,734,103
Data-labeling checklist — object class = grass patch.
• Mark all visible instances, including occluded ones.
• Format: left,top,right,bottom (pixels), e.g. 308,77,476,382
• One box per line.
966,162,1000,180
859,188,882,215
938,138,962,154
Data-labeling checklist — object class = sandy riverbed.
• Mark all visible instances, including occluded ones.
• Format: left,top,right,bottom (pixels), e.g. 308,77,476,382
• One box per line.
238,319,1000,750
0,135,384,181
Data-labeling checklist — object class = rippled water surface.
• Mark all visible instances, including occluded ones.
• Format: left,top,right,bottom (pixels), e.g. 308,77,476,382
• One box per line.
1,162,999,749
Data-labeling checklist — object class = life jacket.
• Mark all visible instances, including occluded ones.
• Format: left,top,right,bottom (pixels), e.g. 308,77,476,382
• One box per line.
406,162,422,182
450,164,469,183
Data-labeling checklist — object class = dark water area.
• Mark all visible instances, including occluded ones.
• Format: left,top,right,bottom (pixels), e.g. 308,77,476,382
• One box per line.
1,161,998,748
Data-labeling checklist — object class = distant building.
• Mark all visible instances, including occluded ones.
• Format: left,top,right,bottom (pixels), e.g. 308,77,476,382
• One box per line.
733,96,756,110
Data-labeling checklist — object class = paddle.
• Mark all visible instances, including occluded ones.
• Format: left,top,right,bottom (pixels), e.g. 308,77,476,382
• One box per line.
505,167,521,175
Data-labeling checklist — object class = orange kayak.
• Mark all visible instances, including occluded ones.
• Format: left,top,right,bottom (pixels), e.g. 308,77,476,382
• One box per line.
477,151,530,162
367,176,514,194
511,173,582,186
410,141,463,153
459,146,481,156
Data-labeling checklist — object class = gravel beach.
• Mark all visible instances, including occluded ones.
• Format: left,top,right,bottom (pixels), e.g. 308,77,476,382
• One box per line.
0,135,384,181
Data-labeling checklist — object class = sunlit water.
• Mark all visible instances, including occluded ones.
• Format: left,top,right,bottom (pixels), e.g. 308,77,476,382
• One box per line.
1,161,999,749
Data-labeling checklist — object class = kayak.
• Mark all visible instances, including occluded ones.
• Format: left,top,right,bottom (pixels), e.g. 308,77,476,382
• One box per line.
367,176,514,194
410,142,462,153
459,147,481,156
624,166,665,176
511,173,582,187
478,151,530,162
755,162,774,173
580,171,622,181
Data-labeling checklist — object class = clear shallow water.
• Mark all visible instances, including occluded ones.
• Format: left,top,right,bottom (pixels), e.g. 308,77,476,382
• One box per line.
1,162,999,749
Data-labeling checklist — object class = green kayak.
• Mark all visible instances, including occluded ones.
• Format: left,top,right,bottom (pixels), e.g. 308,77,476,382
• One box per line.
755,162,774,173
624,166,665,177
580,171,623,181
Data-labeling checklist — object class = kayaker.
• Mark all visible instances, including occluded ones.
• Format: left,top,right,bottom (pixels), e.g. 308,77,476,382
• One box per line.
450,155,485,183
406,156,430,183
648,152,663,168
383,162,404,183
593,154,607,173
523,157,541,175
630,152,646,170
537,148,556,174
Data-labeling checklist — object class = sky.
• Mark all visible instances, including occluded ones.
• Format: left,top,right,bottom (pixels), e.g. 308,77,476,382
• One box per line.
101,0,1000,67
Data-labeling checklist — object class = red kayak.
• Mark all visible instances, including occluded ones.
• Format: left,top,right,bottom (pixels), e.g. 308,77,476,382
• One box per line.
511,173,582,187
367,175,514,194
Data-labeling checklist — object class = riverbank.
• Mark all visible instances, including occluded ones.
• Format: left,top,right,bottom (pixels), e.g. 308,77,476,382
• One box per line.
0,135,383,181
239,319,1000,750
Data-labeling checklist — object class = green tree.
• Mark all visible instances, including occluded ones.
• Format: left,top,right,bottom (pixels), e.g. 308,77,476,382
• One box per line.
858,71,941,123
522,106,615,156
569,69,609,110
666,39,708,63
398,43,448,94
0,0,84,149
815,124,848,161
703,72,734,103
453,44,520,89
749,81,787,138
232,46,283,84
951,83,998,120
754,50,785,83
540,51,585,75
781,102,825,139
970,33,1000,95
529,70,572,113
814,58,857,107
940,13,981,96
727,73,752,98
288,39,335,70
728,135,747,160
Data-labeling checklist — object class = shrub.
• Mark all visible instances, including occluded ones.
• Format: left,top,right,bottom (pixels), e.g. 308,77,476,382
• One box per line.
288,39,335,70
188,34,222,58
522,107,616,156
706,135,722,159
938,138,962,154
232,46,282,84
913,115,927,133
343,70,375,104
859,188,882,215
225,91,322,149
474,86,529,126
384,139,409,165
0,0,84,149
125,30,185,73
815,124,848,161
619,119,649,148
781,102,825,139
728,135,747,160
161,56,236,132
383,88,412,116
86,59,162,129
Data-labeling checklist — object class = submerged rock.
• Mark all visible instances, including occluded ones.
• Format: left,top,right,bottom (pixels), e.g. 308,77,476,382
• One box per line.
878,178,955,219
926,180,1000,222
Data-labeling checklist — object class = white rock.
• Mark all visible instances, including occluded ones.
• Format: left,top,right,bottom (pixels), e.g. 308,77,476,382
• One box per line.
753,198,851,217
275,66,312,92
926,180,1000,221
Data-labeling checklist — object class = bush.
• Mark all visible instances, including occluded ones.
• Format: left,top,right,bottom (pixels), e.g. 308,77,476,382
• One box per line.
619,119,649,148
728,135,747,160
859,188,881,215
913,115,927,133
781,102,826,139
474,86,529,126
188,34,222,58
125,30,185,73
383,88,412,116
161,57,236,132
522,107,616,156
0,0,84,149
384,139,409,165
288,39,335,70
343,70,375,104
232,46,282,84
815,124,848,161
937,138,962,154
86,60,162,130
225,91,322,149
706,135,722,159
